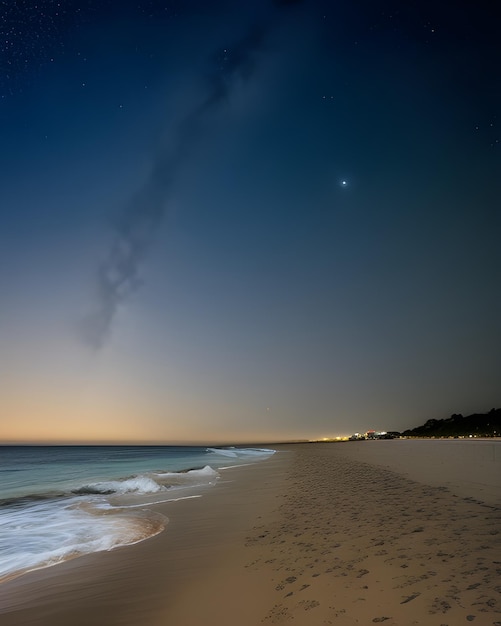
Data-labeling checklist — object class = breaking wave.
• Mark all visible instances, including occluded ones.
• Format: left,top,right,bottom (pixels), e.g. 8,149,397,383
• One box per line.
0,446,276,584
207,447,276,459
0,498,165,584
73,465,220,496
73,476,167,496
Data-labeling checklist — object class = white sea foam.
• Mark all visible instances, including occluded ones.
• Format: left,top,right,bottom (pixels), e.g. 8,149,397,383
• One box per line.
233,448,276,457
75,475,166,495
207,448,238,457
154,465,219,487
0,498,165,583
115,494,203,509
207,447,276,459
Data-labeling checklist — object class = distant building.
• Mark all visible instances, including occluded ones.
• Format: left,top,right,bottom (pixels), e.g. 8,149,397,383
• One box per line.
347,430,399,441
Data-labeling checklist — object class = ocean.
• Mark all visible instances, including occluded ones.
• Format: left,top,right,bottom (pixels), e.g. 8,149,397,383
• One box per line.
0,445,276,583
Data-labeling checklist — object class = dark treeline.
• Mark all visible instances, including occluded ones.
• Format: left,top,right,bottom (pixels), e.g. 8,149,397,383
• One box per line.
402,408,500,438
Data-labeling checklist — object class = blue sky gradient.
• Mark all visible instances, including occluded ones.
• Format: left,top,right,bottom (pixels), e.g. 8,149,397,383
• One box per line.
0,0,499,442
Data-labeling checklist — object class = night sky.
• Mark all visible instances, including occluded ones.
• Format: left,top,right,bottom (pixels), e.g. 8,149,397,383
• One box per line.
1,0,499,443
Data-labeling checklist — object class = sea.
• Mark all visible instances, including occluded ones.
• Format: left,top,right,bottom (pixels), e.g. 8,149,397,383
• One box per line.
0,445,276,584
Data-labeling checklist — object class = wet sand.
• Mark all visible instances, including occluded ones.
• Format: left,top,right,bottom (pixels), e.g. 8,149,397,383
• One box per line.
1,440,500,625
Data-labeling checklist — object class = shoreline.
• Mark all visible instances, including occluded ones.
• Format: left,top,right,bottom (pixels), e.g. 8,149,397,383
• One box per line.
0,450,293,625
1,441,500,625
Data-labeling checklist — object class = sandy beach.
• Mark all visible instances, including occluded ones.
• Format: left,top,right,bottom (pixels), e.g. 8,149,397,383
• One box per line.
1,440,500,625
